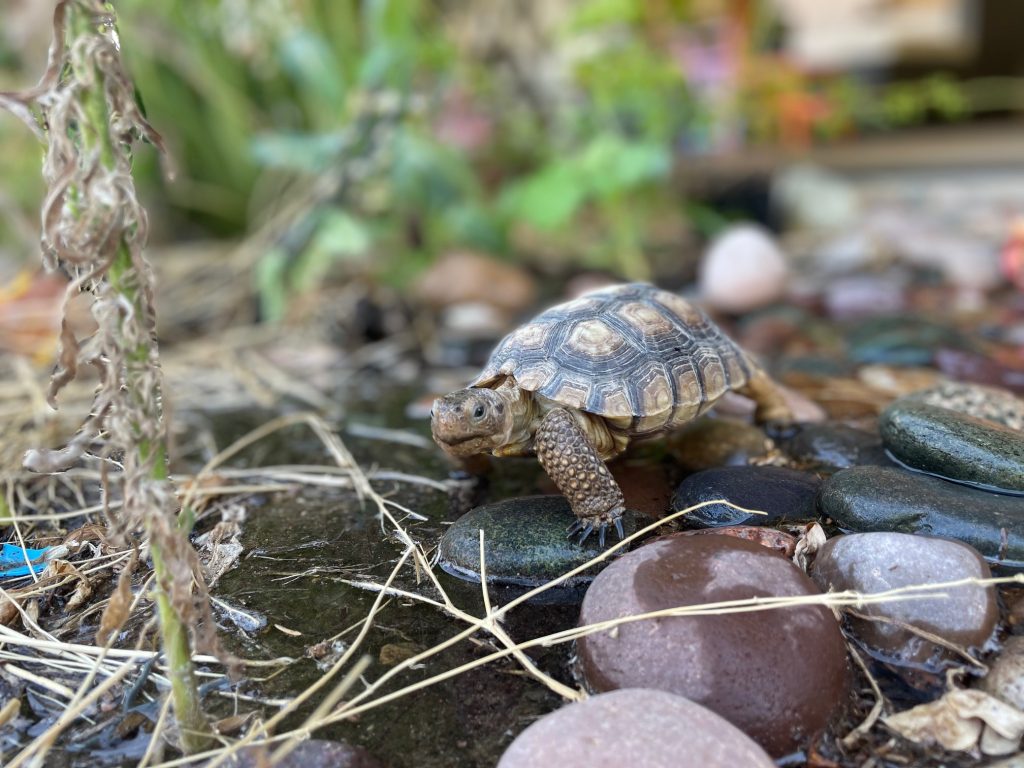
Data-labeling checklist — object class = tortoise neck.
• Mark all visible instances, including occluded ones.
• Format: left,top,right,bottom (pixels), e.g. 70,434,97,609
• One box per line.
492,378,536,454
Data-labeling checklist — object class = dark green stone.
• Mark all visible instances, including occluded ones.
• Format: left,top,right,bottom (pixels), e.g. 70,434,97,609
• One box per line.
438,496,635,587
781,423,893,471
880,401,1024,493
671,466,821,528
847,317,968,366
819,466,1024,568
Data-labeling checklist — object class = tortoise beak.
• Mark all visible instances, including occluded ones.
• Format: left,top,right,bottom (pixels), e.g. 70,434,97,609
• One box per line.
430,397,467,449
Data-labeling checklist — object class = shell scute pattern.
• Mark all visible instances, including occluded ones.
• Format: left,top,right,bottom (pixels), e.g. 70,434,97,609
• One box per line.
472,284,751,429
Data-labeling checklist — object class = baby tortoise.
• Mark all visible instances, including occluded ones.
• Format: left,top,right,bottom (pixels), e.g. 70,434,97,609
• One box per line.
431,283,793,545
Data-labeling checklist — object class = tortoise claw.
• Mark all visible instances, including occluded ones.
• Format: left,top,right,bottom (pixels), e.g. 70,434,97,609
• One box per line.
568,516,625,547
576,523,595,546
565,519,596,545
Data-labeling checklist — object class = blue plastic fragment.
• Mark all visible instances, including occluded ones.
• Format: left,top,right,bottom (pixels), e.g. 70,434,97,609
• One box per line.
0,543,53,578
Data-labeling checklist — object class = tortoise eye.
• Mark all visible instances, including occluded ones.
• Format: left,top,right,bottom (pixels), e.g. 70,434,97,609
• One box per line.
473,405,486,419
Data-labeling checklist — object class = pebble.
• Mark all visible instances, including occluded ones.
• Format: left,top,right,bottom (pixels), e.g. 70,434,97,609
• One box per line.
781,423,892,471
824,275,906,321
671,466,821,528
666,417,773,472
818,466,1024,568
699,225,789,314
577,534,849,756
222,740,383,768
414,250,536,315
437,496,635,587
880,400,1024,492
980,635,1024,710
847,317,970,366
935,349,1024,395
497,689,774,768
906,382,1024,431
811,532,999,665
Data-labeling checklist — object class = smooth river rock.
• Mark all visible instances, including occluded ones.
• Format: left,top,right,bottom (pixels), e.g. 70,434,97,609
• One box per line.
666,417,773,472
223,740,383,768
847,316,969,366
577,534,850,756
781,423,892,471
818,467,1024,568
811,532,999,665
880,400,1024,492
438,496,635,587
671,465,820,528
497,689,774,768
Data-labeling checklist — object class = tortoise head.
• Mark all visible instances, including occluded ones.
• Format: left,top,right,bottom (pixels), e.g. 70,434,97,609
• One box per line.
431,387,512,457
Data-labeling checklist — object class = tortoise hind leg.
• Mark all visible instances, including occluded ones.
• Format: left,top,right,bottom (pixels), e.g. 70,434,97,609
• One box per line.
535,408,625,546
737,362,793,426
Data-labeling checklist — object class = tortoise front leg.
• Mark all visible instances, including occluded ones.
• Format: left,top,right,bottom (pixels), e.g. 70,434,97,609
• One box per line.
534,408,625,546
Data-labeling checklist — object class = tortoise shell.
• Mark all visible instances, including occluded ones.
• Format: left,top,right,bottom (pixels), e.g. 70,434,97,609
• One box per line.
471,283,754,435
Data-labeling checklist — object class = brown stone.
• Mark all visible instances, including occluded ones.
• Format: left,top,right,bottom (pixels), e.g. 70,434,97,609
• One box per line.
497,689,774,768
222,740,383,768
414,251,536,314
665,417,773,473
577,535,850,757
678,526,797,558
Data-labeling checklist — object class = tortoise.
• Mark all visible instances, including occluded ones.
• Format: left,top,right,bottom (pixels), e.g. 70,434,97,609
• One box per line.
431,283,793,545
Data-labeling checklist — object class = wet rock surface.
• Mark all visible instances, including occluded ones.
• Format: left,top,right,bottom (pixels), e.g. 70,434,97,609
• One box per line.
979,635,1024,710
819,466,1024,568
496,688,775,768
672,465,820,528
880,400,1024,492
677,526,797,558
781,423,892,471
811,532,999,665
224,740,385,768
667,417,773,472
577,534,850,756
438,495,635,587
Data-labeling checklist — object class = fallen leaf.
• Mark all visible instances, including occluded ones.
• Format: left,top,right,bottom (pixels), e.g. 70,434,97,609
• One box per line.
884,688,1024,756
195,521,243,587
97,551,138,645
794,522,828,571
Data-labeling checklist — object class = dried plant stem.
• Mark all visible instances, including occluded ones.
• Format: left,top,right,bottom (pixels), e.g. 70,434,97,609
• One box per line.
65,5,210,750
0,0,215,753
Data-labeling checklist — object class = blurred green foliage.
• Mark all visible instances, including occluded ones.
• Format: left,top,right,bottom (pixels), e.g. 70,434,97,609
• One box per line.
1,0,1021,315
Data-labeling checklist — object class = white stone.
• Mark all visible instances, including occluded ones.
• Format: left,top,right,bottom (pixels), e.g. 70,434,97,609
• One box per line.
699,224,789,314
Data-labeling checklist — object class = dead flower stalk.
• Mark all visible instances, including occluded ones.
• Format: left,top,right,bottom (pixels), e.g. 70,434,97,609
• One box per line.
0,0,216,752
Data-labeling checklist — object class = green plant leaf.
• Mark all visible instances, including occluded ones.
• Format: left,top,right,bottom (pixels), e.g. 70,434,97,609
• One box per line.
279,29,346,107
499,163,584,231
576,134,670,198
250,131,347,171
256,247,290,323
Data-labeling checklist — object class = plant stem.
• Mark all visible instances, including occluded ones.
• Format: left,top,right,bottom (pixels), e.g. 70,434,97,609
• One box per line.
69,3,211,751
